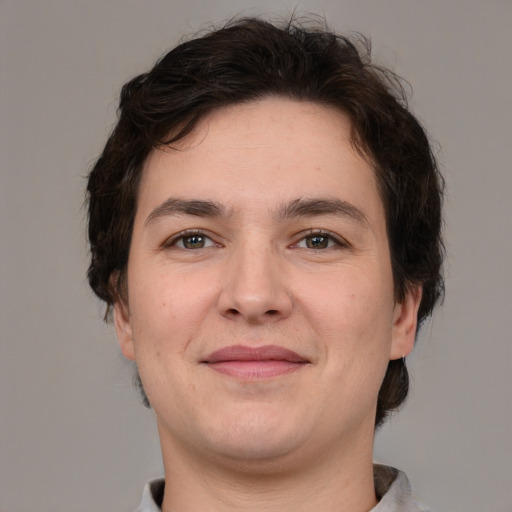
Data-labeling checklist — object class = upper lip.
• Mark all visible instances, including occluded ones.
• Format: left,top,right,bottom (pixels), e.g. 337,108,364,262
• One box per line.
203,345,309,363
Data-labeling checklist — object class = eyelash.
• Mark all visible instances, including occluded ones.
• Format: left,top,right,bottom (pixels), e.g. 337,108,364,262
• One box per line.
164,229,349,251
293,230,349,250
164,230,217,250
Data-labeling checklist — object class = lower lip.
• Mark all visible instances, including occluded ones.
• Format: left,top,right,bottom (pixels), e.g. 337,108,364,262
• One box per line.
206,360,306,379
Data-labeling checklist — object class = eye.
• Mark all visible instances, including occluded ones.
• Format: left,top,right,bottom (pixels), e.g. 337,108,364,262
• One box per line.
170,231,216,250
295,231,345,250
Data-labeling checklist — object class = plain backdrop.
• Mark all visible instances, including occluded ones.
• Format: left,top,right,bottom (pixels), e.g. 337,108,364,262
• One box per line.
1,1,511,511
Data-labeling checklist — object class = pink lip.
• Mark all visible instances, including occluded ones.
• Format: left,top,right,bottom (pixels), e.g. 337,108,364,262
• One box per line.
202,345,309,379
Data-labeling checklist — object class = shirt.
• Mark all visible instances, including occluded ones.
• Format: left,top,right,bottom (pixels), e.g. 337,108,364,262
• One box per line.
136,464,431,512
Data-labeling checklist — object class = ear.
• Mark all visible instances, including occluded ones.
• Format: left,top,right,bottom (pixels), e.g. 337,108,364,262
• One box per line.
390,285,422,360
113,300,136,361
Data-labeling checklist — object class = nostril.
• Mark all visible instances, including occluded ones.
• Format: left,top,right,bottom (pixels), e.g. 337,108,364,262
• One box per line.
265,310,279,316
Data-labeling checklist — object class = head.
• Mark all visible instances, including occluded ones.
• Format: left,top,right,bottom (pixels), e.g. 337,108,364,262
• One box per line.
86,17,444,428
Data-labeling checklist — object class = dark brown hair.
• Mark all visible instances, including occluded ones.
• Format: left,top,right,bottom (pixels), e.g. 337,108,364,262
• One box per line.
86,17,444,427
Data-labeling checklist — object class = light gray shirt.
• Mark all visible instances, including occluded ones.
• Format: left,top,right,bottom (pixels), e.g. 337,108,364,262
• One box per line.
136,464,430,511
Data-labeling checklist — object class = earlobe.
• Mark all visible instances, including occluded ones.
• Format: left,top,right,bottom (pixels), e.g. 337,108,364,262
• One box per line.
113,300,136,361
390,285,422,360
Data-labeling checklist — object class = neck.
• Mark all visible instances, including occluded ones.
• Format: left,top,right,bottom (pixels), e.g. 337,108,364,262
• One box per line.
158,422,378,512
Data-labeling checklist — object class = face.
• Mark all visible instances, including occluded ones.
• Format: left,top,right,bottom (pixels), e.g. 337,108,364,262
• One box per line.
114,98,420,470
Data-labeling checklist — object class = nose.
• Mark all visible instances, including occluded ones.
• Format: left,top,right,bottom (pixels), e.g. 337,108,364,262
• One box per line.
217,240,293,324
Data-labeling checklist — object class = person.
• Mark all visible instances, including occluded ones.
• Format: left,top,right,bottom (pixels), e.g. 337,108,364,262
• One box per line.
86,16,444,512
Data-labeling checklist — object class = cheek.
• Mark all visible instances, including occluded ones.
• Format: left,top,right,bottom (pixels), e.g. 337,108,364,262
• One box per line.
304,267,395,360
309,264,393,320
128,269,216,349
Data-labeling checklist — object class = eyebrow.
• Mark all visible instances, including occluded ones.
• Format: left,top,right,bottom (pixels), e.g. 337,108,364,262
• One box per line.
145,196,368,227
145,198,225,226
275,197,369,226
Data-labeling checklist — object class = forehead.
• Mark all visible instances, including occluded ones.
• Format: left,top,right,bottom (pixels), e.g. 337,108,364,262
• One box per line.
137,98,383,224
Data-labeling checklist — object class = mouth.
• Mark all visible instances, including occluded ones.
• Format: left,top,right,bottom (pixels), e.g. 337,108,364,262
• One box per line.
202,345,310,379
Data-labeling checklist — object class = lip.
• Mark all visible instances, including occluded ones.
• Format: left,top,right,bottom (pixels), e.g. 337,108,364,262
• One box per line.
202,345,309,379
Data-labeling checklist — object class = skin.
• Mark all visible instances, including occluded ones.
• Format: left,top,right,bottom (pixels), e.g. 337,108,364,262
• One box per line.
114,97,421,512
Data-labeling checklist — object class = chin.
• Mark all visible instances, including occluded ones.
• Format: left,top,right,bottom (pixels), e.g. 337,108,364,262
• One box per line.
205,414,304,463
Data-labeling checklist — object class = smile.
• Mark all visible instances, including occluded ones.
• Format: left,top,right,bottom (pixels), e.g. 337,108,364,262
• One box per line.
202,344,310,379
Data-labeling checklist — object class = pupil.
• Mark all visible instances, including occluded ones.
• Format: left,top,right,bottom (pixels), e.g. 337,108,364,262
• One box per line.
308,236,328,249
185,235,204,248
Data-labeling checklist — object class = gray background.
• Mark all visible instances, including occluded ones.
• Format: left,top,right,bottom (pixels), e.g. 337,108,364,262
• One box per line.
1,1,511,511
